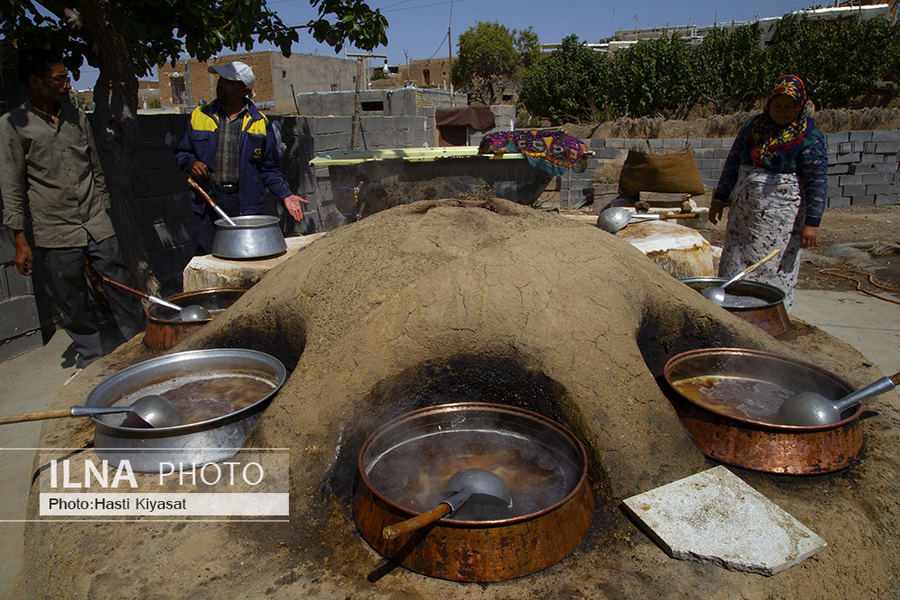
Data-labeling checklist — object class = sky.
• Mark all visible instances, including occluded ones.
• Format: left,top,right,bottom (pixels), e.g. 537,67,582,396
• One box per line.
71,0,821,90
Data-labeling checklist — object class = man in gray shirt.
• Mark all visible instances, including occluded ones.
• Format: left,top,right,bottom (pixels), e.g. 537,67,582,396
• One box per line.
0,49,143,369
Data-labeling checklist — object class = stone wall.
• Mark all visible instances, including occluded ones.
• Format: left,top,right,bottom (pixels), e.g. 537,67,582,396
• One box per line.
559,131,900,209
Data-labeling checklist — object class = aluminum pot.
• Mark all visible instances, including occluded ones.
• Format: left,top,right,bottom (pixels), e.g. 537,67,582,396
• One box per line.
680,277,791,336
353,402,594,582
84,348,287,472
663,348,864,474
212,215,287,260
143,288,249,350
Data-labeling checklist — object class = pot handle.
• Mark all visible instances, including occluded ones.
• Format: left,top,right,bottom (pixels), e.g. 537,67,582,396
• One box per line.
0,408,74,425
382,502,452,539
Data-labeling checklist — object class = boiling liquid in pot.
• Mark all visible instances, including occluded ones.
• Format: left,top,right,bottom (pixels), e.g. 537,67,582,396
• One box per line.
712,292,770,309
366,430,578,521
671,375,795,421
109,373,275,426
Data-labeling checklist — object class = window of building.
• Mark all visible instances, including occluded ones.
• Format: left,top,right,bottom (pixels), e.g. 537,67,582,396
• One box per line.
282,70,287,78
331,84,338,92
361,101,384,111
170,76,186,105
423,69,431,85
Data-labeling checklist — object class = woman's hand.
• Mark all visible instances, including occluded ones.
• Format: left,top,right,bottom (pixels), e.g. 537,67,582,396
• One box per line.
800,225,819,248
708,199,725,225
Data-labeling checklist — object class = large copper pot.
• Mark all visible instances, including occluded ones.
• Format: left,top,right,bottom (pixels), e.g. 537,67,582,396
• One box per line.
663,348,864,474
353,403,594,582
680,277,791,336
144,288,248,350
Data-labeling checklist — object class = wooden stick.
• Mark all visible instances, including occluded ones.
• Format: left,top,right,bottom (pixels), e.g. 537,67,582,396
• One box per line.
382,502,452,539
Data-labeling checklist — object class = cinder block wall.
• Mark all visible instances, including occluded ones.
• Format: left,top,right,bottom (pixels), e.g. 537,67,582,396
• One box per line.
560,131,900,209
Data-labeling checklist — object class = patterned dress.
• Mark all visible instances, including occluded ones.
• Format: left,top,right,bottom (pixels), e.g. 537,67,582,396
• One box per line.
713,77,828,311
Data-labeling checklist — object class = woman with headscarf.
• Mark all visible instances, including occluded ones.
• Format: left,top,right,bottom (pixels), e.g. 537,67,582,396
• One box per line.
709,74,827,311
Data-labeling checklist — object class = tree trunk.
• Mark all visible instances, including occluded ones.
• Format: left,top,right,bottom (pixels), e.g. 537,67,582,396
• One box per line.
81,1,160,294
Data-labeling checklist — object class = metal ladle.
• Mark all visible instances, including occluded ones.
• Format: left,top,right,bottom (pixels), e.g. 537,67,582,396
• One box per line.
775,370,899,426
596,207,698,234
0,394,183,428
101,276,211,321
188,176,238,227
701,248,781,305
382,468,513,539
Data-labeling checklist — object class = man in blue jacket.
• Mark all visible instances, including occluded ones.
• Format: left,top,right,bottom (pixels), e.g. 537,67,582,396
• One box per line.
175,61,308,254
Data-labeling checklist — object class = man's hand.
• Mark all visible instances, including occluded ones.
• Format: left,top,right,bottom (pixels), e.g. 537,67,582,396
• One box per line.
190,161,209,180
13,231,33,276
800,225,818,249
709,199,725,225
283,194,310,221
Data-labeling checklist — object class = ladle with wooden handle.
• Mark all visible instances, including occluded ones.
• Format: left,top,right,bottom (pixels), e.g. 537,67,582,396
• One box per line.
188,177,237,227
775,370,900,426
101,276,211,321
596,207,697,233
0,394,183,428
382,468,512,539
701,248,781,305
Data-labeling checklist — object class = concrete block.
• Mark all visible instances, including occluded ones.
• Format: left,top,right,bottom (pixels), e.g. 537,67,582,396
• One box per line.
875,194,899,205
692,148,717,159
841,185,866,197
850,194,875,206
864,141,877,154
597,148,628,160
850,141,866,153
838,142,852,154
849,130,873,142
866,183,899,195
828,164,852,174
607,138,629,149
712,148,730,159
623,466,826,576
852,162,882,174
862,174,888,185
661,138,684,149
590,138,607,149
0,330,43,362
0,296,40,339
828,195,852,207
5,264,32,297
839,174,863,186
0,266,7,300
874,162,899,174
876,141,900,154
826,131,850,143
871,130,900,142
835,153,861,164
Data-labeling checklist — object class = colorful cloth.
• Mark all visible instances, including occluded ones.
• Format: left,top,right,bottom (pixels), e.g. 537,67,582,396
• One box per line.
748,74,823,173
478,130,589,176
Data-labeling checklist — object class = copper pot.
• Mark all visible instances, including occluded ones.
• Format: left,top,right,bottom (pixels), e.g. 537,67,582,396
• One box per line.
680,277,791,336
663,348,864,474
353,403,594,582
143,288,248,350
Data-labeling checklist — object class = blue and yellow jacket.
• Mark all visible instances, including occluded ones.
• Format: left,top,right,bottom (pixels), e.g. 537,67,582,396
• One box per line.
175,100,292,215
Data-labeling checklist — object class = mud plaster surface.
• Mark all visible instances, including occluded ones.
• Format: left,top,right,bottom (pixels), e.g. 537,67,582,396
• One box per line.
25,199,900,599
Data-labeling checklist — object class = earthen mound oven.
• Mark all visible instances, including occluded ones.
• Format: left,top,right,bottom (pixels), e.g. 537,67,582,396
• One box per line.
26,199,900,598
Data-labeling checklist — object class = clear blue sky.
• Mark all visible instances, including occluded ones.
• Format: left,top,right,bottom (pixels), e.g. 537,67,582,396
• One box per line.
71,0,820,90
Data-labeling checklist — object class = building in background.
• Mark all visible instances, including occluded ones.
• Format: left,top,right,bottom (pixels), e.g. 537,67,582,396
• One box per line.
157,50,358,113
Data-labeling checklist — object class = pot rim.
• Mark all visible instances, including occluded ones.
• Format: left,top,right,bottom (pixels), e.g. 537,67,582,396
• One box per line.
213,215,280,229
678,277,786,310
663,347,861,431
85,348,287,437
145,287,250,324
357,401,590,527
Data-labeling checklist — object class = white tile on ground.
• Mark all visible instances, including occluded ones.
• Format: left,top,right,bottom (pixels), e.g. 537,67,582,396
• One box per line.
623,466,826,576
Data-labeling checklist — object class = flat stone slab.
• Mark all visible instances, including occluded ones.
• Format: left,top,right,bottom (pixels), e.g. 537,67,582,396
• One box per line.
623,466,826,575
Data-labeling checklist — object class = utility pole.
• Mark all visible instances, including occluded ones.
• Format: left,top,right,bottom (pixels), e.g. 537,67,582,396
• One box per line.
448,26,454,106
346,52,387,150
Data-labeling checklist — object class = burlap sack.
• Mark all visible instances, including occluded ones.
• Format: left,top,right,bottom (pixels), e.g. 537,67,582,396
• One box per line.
617,148,706,200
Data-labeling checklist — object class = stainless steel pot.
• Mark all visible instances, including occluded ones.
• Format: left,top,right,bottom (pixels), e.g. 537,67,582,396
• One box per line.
84,349,287,472
212,215,287,260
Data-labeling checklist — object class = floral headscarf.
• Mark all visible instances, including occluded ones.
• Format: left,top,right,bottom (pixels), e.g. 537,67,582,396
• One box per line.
748,75,821,172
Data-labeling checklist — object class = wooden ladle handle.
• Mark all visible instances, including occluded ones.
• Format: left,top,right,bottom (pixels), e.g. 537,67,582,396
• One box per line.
101,275,149,300
382,502,452,539
188,177,218,209
0,408,72,425
658,213,698,219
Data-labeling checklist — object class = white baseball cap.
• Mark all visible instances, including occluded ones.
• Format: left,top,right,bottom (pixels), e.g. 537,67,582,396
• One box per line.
208,61,254,89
